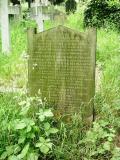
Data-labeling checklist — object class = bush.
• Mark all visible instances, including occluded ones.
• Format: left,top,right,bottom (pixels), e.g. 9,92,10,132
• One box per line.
65,0,77,14
84,0,120,30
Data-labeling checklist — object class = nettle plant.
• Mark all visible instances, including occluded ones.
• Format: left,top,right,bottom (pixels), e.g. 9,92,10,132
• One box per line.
0,97,58,160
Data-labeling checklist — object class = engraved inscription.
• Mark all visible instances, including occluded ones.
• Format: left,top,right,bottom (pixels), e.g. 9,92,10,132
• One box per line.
28,26,96,117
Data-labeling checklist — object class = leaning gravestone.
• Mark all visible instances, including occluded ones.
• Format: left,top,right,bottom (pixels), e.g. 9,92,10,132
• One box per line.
27,25,96,117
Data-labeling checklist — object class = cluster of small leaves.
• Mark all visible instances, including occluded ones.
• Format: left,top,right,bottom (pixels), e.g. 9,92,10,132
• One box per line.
80,120,117,159
0,97,58,160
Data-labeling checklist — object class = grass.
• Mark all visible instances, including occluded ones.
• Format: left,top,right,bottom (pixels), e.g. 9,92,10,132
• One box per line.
0,93,20,154
0,20,37,88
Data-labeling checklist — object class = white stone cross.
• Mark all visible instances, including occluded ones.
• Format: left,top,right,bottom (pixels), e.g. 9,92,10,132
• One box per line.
0,0,21,54
0,0,11,54
30,0,51,32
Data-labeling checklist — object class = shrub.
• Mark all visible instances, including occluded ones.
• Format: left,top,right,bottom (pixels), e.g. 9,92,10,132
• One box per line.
65,0,77,14
84,0,120,30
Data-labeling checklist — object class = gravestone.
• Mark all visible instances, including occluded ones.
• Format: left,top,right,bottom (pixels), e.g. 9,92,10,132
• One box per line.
30,2,44,32
28,26,96,117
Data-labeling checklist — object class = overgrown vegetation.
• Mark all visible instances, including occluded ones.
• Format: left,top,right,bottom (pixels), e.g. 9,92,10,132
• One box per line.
0,95,58,159
0,2,120,160
84,0,120,30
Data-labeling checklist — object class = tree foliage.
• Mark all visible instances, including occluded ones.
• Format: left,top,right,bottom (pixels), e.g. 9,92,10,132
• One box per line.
65,0,77,14
48,0,65,5
84,0,120,30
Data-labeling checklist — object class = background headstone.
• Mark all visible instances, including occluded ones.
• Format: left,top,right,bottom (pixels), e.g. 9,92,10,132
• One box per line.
28,26,96,117
9,5,21,21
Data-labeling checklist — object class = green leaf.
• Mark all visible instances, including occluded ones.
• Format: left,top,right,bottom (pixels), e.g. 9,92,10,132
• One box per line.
39,137,45,142
6,146,14,156
20,106,30,115
29,119,35,126
46,139,51,142
46,142,53,149
18,137,26,144
27,152,39,160
103,142,110,151
15,121,26,130
108,136,113,142
40,145,49,154
8,155,19,160
49,128,58,134
33,126,39,132
0,151,8,159
27,125,32,132
28,133,35,139
38,115,45,122
36,142,42,148
44,109,53,117
44,122,50,130
17,144,29,159
18,101,26,106
14,145,21,154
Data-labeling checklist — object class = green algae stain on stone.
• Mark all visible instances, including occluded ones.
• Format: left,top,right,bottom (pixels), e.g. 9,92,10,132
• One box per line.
27,25,96,117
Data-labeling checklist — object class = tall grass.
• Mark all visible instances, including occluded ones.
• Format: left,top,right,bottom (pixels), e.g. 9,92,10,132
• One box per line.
0,93,20,154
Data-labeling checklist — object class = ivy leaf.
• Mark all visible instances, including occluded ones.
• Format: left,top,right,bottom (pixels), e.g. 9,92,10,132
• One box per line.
17,144,29,159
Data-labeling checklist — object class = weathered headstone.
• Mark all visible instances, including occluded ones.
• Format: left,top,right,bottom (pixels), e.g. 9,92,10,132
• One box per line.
28,26,96,117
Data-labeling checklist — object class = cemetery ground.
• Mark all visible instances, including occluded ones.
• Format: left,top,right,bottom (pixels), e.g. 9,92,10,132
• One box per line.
0,10,120,160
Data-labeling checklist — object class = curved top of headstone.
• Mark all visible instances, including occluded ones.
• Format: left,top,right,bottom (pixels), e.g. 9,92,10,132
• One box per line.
36,25,95,39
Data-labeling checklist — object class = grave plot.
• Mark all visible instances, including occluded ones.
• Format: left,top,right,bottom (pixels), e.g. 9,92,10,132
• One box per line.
27,25,96,117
